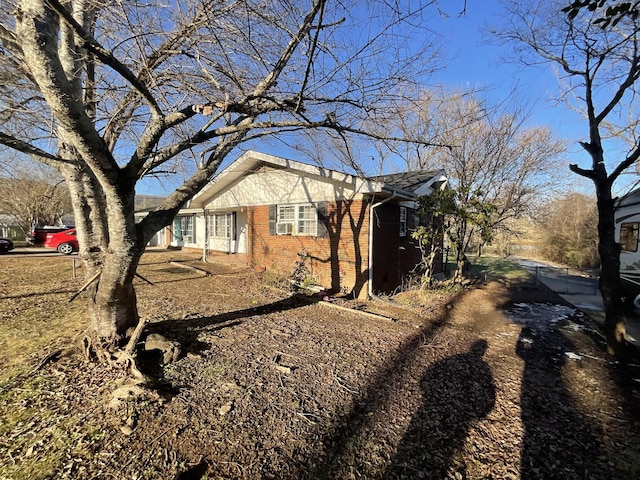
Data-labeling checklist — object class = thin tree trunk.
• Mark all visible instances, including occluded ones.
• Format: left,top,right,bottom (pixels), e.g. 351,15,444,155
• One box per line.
453,221,468,281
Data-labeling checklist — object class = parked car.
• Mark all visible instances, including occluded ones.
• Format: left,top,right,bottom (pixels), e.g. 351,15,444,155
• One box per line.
29,225,74,245
0,238,14,253
43,228,78,255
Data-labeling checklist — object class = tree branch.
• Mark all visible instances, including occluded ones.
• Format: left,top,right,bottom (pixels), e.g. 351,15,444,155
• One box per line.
0,131,69,166
610,146,640,182
253,0,325,97
569,163,596,179
45,0,163,117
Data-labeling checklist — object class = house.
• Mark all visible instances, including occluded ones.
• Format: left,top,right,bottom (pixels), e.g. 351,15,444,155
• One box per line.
0,215,25,241
169,151,447,298
133,195,167,246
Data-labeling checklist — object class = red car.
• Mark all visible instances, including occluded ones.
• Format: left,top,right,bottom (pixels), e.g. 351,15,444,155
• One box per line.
43,228,79,255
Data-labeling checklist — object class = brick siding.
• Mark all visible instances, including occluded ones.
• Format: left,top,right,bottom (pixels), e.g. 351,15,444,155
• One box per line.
371,202,423,293
177,198,442,299
249,200,370,297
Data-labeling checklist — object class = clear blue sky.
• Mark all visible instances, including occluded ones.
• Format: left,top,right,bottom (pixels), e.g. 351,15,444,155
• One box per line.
136,0,638,197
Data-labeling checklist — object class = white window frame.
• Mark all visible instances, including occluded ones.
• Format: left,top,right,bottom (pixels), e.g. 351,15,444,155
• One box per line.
296,204,317,236
208,213,232,239
399,206,407,237
277,203,317,236
174,215,194,243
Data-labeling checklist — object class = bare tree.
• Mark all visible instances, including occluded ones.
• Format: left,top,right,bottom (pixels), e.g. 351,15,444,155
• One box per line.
397,89,567,279
496,0,640,357
536,192,599,269
0,162,72,235
0,0,443,363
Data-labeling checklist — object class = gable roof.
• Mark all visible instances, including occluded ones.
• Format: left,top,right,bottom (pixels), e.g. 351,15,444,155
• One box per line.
372,171,447,196
188,150,445,209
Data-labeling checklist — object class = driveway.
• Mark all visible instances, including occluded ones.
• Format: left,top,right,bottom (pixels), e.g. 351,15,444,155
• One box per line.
3,246,69,257
512,257,640,346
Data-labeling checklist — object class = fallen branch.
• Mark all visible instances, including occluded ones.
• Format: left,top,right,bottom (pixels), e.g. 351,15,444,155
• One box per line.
333,374,359,394
135,272,154,285
169,261,210,276
124,318,148,355
296,412,318,425
318,300,395,322
68,271,101,302
31,349,62,373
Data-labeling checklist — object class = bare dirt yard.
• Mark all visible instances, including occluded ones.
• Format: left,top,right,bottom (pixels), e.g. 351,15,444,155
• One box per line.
1,250,639,480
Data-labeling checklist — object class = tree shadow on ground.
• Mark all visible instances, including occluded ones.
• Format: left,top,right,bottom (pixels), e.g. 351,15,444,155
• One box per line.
386,339,495,479
1,288,78,300
506,277,634,479
145,293,319,357
516,325,611,479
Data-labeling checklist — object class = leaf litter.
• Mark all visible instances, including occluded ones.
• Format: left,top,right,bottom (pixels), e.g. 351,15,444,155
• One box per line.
0,252,639,479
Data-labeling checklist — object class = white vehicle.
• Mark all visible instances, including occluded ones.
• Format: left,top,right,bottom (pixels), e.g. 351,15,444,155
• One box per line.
615,188,640,307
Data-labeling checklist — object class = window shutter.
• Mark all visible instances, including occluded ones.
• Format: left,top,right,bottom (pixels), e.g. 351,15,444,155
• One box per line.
317,202,328,238
268,205,277,236
173,218,182,240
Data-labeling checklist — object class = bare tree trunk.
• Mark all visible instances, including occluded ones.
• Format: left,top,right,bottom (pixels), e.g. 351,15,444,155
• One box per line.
89,247,142,345
595,177,630,357
63,165,142,355
453,220,468,282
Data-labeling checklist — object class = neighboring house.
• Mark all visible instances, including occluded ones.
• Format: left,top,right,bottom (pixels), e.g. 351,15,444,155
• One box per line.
133,195,167,246
170,151,447,298
0,215,25,240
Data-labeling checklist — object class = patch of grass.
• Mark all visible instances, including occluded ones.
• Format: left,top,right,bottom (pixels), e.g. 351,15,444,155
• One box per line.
0,300,86,382
0,375,107,480
470,255,529,280
0,257,87,382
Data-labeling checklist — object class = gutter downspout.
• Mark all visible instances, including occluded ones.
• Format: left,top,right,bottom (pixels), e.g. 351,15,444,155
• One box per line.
202,208,208,263
368,190,397,298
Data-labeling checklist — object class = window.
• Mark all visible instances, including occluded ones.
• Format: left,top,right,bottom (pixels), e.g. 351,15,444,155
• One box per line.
276,203,317,236
620,222,639,252
208,214,232,239
297,205,317,236
399,206,407,237
173,215,194,243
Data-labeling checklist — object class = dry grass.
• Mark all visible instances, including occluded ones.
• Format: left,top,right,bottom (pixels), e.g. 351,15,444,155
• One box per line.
0,257,87,383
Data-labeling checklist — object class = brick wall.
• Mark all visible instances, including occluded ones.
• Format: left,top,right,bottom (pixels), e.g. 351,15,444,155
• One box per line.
371,202,428,293
249,200,370,297
176,198,442,298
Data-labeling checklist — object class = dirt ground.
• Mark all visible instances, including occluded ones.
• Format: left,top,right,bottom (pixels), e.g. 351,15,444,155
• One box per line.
1,251,640,480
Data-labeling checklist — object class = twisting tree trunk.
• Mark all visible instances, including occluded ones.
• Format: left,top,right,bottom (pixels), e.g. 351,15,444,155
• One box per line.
497,0,640,358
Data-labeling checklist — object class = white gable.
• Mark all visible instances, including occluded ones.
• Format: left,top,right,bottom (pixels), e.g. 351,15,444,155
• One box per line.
204,165,364,210
188,150,433,211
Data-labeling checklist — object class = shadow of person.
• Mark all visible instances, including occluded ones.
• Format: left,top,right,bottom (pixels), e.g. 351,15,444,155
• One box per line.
386,339,496,479
516,325,610,479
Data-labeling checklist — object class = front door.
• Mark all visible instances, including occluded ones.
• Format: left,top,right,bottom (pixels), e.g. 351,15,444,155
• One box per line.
207,211,247,254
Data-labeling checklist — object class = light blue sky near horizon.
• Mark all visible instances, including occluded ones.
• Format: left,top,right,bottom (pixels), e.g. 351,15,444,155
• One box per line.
136,0,638,198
